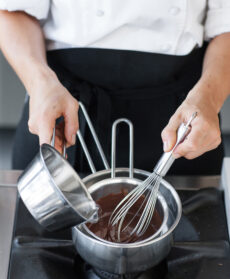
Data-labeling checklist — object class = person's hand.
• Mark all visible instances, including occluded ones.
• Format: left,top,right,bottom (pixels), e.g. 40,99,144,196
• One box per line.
161,88,221,159
28,71,79,153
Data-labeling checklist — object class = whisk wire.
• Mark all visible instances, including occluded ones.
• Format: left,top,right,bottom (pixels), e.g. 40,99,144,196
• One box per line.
110,183,147,225
121,185,151,234
134,174,160,235
137,176,161,235
110,172,161,240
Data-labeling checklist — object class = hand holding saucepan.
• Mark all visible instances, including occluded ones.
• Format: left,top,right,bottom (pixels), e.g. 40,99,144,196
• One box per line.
28,74,79,154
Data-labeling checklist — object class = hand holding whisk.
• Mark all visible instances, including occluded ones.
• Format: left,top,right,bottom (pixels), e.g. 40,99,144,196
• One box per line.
109,112,197,242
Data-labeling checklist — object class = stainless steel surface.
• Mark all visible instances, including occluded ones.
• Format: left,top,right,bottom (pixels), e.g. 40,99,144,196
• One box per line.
154,112,197,176
77,102,109,173
18,144,98,231
0,186,17,279
77,130,97,173
82,177,169,244
73,168,182,274
79,102,110,170
111,119,134,179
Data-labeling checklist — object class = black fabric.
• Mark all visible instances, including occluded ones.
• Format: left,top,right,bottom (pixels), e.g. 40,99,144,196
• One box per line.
12,46,224,174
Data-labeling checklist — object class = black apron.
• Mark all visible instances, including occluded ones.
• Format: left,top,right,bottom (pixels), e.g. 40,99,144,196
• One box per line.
12,45,224,175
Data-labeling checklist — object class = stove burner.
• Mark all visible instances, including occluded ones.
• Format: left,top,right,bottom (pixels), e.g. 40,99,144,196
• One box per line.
78,260,167,279
94,268,140,279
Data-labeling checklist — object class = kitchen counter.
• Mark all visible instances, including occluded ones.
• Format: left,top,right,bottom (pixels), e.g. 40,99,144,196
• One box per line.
0,171,20,279
0,168,227,279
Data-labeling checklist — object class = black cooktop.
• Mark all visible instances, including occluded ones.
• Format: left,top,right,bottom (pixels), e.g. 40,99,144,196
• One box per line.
8,188,230,279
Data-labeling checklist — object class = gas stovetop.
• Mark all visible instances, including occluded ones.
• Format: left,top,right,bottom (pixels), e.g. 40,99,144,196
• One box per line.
7,188,230,279
1,160,230,279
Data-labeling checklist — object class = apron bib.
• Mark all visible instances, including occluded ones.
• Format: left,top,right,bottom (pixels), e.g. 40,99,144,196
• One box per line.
12,46,224,175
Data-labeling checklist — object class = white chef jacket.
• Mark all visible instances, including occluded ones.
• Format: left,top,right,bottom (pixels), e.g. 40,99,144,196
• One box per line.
0,0,230,55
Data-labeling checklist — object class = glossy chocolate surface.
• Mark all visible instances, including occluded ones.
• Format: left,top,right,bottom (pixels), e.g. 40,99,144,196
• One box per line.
86,190,162,243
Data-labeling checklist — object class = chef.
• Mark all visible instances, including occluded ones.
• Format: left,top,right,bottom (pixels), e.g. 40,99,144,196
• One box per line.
0,1,230,175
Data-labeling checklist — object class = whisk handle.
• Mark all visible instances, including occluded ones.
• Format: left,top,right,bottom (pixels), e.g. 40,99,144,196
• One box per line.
154,112,197,177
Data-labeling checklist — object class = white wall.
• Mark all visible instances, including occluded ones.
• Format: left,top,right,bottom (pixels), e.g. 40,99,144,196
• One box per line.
0,51,25,128
0,50,230,132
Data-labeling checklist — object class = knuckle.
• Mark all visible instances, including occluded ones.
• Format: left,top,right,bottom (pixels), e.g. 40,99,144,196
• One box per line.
210,130,221,147
67,117,79,133
211,128,220,138
71,122,79,132
217,136,222,145
161,129,167,139
70,98,79,110
161,127,175,139
74,99,79,109
28,119,36,133
185,153,195,160
214,136,221,148
75,121,79,131
168,115,178,126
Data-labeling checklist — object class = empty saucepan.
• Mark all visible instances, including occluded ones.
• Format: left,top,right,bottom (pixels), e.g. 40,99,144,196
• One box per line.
17,103,101,231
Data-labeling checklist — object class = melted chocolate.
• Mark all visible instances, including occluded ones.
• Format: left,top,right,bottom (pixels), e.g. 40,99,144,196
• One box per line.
86,190,163,243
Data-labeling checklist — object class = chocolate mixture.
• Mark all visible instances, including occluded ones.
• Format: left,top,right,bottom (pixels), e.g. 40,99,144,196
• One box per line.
86,190,163,243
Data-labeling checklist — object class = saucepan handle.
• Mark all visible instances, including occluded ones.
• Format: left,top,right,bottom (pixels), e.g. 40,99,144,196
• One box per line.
111,118,134,179
76,102,110,173
51,102,109,174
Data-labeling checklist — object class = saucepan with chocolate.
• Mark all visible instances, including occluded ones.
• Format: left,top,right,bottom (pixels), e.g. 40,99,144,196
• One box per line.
73,169,181,274
84,177,168,244
71,118,182,274
82,119,168,245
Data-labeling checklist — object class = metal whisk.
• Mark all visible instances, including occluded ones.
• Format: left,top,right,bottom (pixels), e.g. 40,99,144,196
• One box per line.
109,112,197,241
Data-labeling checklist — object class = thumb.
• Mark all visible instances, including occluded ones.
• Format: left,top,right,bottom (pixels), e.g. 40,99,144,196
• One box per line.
161,115,181,152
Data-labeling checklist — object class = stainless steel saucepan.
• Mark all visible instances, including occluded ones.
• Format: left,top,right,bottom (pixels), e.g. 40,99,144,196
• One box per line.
71,114,182,274
80,118,169,244
73,168,181,274
17,102,105,231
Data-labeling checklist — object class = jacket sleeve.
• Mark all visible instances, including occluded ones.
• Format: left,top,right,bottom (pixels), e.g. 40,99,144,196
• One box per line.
0,0,50,20
205,0,230,40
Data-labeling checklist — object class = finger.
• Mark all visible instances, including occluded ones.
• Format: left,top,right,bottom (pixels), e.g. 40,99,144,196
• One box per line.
181,143,217,160
179,134,221,160
161,113,182,152
54,122,65,154
63,99,79,147
38,116,55,146
173,125,207,158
